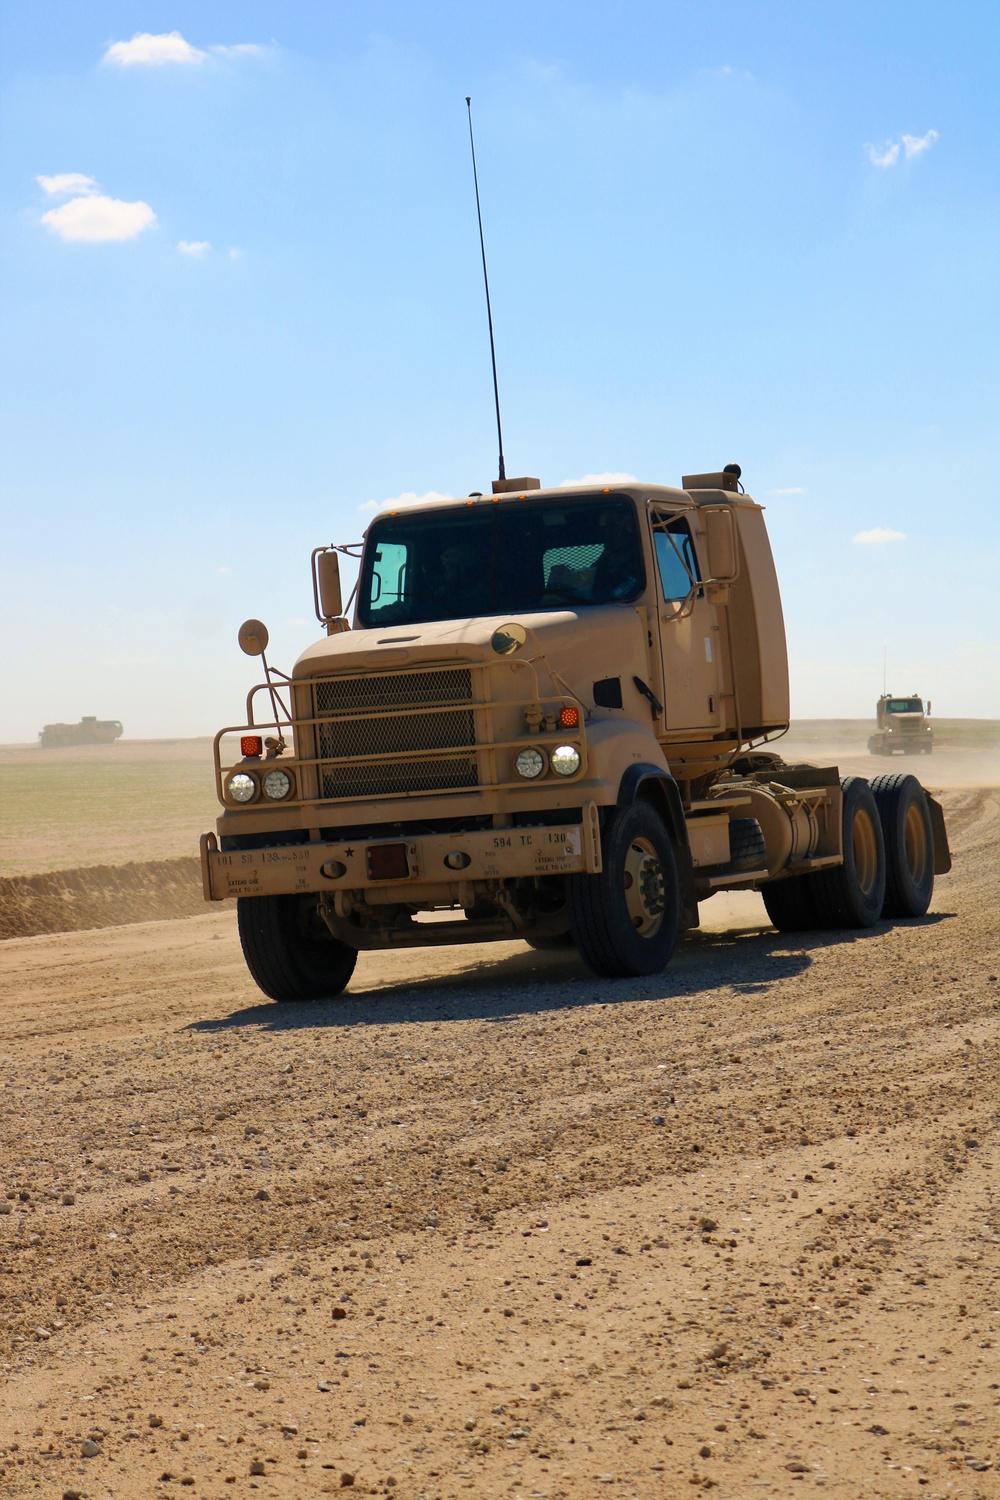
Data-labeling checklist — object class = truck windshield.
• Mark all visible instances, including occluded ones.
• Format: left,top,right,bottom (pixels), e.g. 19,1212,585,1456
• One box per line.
358,496,644,626
887,698,922,713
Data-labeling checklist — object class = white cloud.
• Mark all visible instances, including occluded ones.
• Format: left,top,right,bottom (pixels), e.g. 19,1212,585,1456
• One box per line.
865,141,900,169
103,30,206,67
358,490,453,514
41,195,157,243
36,173,98,199
101,31,267,67
559,471,638,487
212,43,268,58
853,527,907,545
228,247,242,261
215,566,230,574
903,129,939,159
178,240,212,257
865,129,938,168
770,486,807,495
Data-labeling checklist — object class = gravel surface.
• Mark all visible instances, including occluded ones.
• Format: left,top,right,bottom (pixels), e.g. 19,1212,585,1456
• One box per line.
0,786,997,1498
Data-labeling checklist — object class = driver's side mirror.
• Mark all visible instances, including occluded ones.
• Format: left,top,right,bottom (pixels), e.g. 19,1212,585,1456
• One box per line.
704,507,739,583
318,549,342,618
312,546,349,633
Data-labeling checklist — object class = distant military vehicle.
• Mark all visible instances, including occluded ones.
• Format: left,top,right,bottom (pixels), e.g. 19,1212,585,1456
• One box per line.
39,716,123,749
868,695,933,756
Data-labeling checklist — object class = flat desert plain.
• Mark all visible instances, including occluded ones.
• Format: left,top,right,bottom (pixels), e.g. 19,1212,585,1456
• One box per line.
1,725,998,1500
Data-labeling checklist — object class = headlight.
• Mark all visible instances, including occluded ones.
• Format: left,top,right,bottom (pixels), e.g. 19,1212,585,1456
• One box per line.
262,768,292,801
550,744,581,777
227,772,257,803
514,746,546,780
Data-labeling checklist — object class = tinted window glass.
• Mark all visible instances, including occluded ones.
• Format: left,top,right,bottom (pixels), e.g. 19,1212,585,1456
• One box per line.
887,698,922,713
653,517,701,602
359,497,643,626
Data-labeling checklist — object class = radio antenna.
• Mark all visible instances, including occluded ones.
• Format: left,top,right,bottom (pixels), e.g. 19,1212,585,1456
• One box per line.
465,96,506,483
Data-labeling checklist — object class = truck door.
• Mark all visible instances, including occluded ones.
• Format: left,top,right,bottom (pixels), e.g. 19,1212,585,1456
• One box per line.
648,505,723,732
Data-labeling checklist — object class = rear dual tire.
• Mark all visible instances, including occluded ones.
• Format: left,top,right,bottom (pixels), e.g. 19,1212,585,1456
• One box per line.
237,894,358,1003
763,776,886,932
524,931,576,951
869,773,935,918
763,773,935,933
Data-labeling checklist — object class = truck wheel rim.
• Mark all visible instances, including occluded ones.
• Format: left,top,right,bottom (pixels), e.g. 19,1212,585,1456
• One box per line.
904,802,930,885
852,809,879,897
623,837,665,936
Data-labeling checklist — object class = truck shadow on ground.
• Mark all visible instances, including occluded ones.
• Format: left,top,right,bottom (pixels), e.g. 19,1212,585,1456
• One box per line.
189,910,953,1033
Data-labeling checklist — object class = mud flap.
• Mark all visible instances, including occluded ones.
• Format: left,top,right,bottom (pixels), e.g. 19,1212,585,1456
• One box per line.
926,796,952,875
675,844,700,931
200,832,222,901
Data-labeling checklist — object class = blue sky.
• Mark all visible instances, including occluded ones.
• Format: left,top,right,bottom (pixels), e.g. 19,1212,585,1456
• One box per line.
1,1,998,739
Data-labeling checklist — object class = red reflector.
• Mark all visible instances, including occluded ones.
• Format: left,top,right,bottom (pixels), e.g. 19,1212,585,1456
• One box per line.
241,735,262,757
366,843,409,881
559,705,580,729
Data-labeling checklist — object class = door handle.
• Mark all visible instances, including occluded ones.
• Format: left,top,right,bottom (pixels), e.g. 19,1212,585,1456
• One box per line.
632,676,663,720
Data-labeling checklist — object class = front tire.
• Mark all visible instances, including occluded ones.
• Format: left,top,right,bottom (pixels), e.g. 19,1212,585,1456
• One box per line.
237,895,358,1003
567,802,680,978
870,773,935,917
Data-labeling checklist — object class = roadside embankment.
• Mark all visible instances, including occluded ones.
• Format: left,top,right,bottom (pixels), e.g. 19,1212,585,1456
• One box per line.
0,857,208,941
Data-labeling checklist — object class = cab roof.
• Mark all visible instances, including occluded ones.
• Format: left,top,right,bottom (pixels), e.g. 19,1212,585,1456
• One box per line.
366,478,761,526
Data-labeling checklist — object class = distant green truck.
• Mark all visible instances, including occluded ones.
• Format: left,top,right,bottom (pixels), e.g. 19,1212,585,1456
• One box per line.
38,716,123,749
868,695,933,756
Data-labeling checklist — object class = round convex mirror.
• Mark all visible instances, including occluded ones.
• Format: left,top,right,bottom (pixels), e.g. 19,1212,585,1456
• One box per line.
238,618,269,657
491,622,527,657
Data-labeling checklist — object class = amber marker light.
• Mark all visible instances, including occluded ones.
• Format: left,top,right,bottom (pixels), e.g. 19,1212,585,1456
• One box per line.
241,735,262,757
558,706,580,729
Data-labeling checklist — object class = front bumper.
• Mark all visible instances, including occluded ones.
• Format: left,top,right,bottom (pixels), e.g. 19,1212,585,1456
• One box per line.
200,809,602,902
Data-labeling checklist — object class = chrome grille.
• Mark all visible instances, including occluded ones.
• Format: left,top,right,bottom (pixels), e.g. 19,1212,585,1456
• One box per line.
313,667,479,799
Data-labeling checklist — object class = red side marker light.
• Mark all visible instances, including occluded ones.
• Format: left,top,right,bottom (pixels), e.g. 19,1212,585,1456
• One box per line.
241,735,262,758
558,706,580,729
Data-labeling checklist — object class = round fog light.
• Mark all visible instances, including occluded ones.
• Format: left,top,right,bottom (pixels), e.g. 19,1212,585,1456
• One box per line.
227,772,257,803
262,768,292,801
515,746,545,780
444,850,471,870
550,744,581,777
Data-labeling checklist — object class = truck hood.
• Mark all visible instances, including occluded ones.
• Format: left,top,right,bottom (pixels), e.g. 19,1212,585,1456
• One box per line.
294,606,650,708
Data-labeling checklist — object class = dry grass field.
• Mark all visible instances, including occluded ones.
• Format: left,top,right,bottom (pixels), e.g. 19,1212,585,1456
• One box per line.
0,739,219,879
1,728,998,1499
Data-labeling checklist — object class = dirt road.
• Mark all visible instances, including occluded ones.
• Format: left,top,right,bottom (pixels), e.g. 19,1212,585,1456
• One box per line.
1,787,998,1499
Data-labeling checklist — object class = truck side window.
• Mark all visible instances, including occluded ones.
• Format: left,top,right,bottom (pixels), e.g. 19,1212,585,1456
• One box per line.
652,516,701,602
369,541,408,611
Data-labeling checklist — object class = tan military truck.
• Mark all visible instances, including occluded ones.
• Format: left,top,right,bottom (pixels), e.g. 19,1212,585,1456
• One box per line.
868,694,933,756
200,467,950,1000
39,716,123,748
